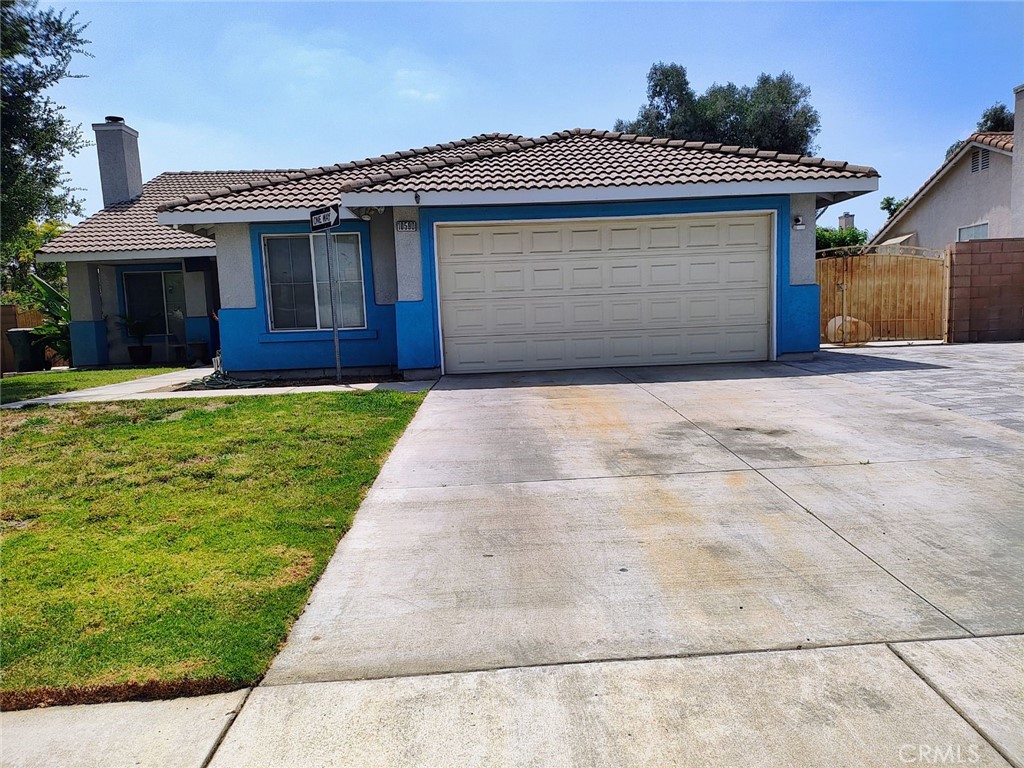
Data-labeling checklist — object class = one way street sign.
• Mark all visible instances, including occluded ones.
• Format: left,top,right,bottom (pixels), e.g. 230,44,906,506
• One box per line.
310,204,341,232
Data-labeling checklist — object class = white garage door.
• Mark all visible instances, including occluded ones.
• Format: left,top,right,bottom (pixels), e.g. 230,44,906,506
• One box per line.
438,214,771,374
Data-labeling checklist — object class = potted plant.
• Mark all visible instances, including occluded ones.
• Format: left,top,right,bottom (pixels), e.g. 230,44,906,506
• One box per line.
118,314,153,364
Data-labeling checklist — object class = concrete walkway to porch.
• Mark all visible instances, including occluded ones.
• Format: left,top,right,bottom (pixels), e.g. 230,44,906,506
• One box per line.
0,367,434,408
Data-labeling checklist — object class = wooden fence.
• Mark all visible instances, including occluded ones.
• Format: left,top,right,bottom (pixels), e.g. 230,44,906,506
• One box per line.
816,247,948,344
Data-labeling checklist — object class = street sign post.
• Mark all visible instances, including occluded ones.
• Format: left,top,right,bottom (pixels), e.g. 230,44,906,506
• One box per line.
310,205,343,382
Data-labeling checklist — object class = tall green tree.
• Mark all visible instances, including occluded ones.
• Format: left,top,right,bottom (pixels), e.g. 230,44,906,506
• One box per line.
0,219,68,304
977,102,1014,132
1,0,89,300
615,63,822,155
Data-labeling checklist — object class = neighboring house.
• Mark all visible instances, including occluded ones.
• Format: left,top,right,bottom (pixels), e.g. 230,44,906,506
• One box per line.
870,133,1013,251
39,118,878,377
872,83,1024,251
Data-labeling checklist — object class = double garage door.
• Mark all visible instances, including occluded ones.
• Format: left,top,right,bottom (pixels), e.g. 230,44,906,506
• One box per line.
438,214,771,374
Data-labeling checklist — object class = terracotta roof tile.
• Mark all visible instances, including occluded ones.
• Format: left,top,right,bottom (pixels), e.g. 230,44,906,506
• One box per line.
38,170,287,254
969,132,1013,152
42,135,523,255
45,129,879,256
337,130,877,195
160,134,522,213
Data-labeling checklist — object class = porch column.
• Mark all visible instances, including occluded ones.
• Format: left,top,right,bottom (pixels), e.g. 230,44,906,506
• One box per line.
68,261,108,366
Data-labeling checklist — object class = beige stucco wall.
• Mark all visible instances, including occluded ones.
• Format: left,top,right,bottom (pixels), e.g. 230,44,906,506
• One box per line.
883,150,1012,251
215,223,256,309
789,194,817,285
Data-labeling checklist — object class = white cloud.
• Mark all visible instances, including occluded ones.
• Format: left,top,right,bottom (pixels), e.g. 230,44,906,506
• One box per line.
393,67,445,103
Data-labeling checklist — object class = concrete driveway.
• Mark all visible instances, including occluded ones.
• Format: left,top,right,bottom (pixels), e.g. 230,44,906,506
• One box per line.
7,344,1024,767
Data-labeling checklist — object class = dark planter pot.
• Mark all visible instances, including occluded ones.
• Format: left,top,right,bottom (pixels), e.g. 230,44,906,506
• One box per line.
187,341,210,364
127,345,153,365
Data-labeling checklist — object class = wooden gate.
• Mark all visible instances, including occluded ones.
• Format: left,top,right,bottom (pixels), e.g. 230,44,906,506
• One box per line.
815,246,948,344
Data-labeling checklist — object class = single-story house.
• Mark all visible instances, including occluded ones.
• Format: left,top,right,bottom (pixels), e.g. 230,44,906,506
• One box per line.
871,84,1024,251
870,132,1014,251
39,118,879,377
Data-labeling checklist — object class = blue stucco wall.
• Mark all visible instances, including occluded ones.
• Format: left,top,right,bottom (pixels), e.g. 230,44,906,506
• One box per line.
218,221,398,373
392,196,818,371
70,320,108,366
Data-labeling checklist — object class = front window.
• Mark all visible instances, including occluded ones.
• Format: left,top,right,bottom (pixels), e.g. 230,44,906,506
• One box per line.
264,233,366,330
957,223,988,242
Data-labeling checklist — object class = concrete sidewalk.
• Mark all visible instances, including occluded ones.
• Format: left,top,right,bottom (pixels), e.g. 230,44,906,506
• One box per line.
0,367,434,408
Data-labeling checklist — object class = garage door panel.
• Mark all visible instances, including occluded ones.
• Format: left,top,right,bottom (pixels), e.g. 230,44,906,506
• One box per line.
442,291,768,338
437,216,769,258
439,215,771,373
443,328,769,373
440,252,768,299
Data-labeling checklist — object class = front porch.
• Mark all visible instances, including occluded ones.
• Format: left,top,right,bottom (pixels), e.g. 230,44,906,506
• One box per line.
63,256,219,367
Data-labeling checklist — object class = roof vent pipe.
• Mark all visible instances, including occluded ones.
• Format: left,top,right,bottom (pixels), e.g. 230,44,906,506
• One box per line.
93,116,142,207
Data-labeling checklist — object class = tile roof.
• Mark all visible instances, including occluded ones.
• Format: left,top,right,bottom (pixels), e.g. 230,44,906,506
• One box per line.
38,170,288,254
969,131,1014,152
45,129,878,256
159,134,523,213
163,129,877,213
336,130,878,195
870,132,1014,245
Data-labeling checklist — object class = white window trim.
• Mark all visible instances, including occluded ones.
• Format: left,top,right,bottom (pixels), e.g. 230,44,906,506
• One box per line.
261,232,368,332
957,222,989,242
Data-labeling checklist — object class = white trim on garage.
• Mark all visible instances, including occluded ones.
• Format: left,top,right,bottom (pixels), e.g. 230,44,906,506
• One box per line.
433,211,776,375
343,177,878,209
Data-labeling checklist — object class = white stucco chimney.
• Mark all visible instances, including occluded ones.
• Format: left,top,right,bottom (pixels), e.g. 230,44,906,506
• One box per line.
1011,84,1024,237
93,116,143,208
838,211,855,230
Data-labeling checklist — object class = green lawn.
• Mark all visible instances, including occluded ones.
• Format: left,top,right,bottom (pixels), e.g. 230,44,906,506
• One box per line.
0,367,182,405
0,391,423,707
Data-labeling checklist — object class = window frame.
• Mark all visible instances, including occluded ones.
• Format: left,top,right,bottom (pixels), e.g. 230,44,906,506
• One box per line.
261,232,368,333
957,222,989,242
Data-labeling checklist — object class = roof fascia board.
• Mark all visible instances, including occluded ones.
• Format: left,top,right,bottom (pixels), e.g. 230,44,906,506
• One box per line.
872,140,1009,242
37,247,216,263
157,207,358,226
338,177,878,208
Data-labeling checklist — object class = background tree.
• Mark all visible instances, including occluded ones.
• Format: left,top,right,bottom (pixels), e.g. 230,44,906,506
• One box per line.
977,102,1014,132
816,226,868,252
1,0,89,304
879,195,909,220
945,101,1014,158
614,63,822,154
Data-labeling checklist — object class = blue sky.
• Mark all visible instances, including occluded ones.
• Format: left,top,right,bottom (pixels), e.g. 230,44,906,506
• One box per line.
54,1,1023,234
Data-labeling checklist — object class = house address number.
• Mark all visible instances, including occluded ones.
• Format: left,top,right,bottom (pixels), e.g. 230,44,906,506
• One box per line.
395,220,418,233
